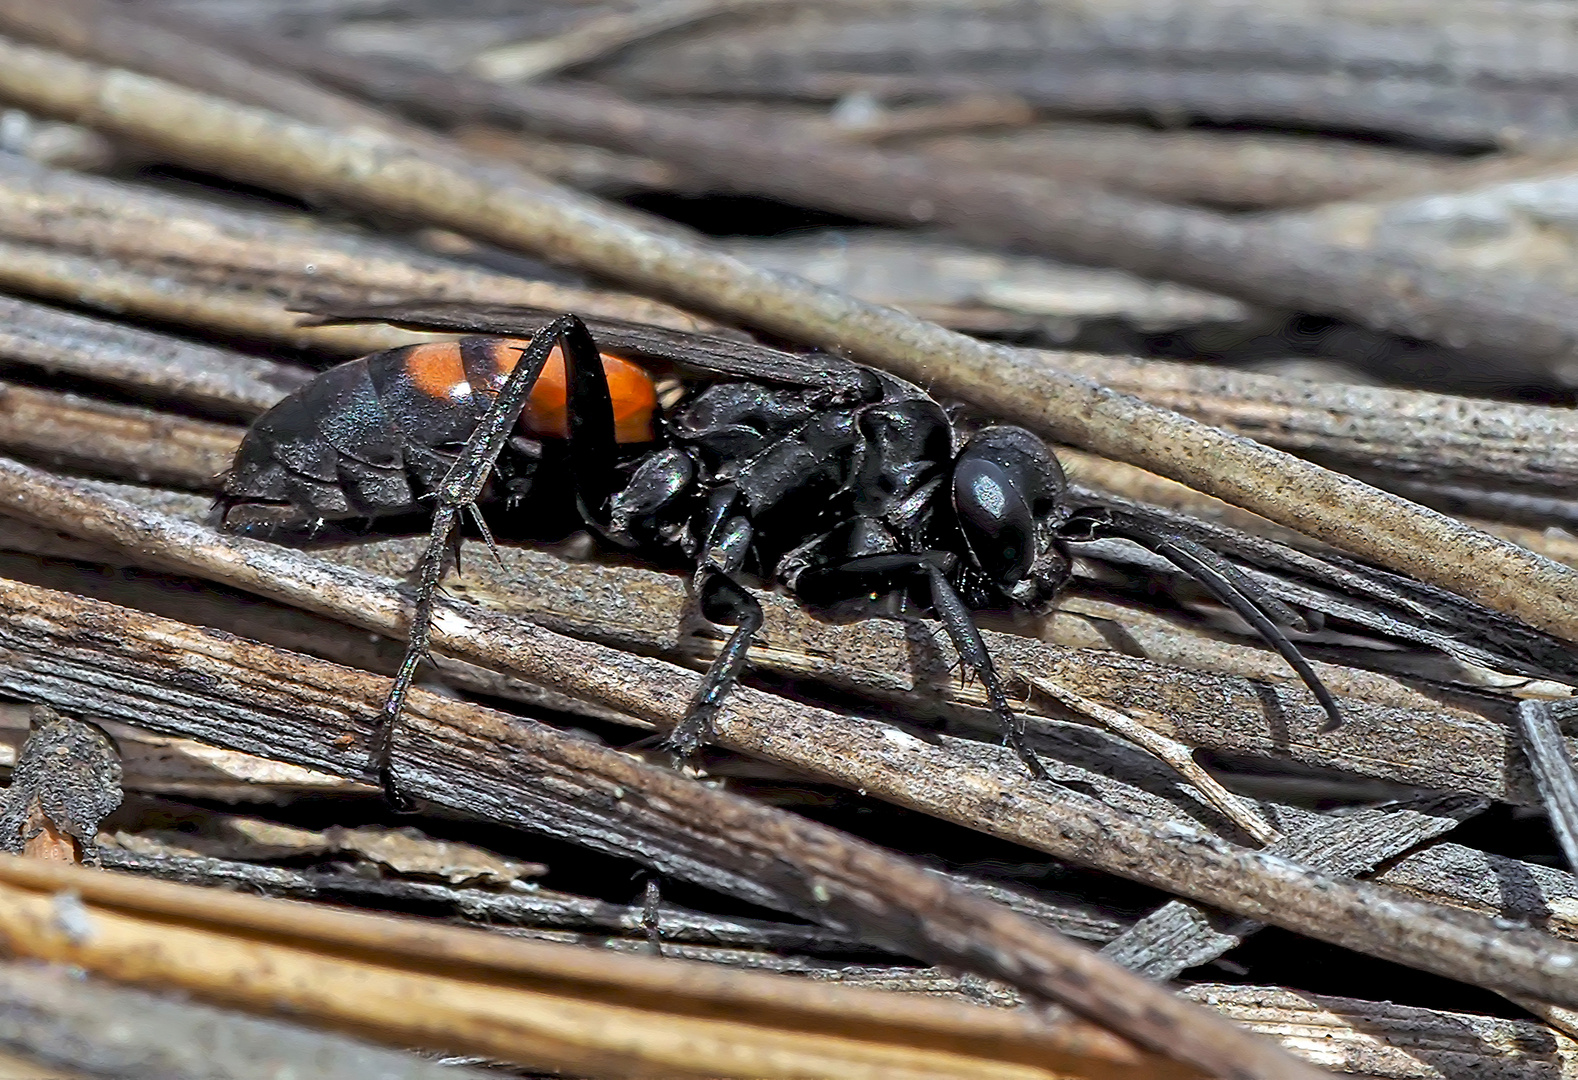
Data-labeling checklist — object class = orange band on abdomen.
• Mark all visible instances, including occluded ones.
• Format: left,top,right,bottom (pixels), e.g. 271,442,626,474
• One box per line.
405,337,659,443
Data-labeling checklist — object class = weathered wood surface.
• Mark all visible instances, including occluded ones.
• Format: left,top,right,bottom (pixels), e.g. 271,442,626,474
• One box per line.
0,469,1574,1017
1101,796,1484,981
0,574,1326,1078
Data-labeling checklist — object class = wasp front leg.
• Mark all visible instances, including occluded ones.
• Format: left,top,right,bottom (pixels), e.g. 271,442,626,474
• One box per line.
795,550,1047,779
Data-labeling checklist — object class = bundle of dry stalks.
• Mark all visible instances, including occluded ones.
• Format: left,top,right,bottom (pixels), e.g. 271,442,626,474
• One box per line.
0,2,1566,1078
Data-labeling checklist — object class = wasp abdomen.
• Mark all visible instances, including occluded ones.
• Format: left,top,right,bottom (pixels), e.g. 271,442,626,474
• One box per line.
218,336,657,529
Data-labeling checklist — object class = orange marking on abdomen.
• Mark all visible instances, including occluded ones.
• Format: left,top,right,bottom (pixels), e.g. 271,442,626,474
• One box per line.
405,337,658,443
401,341,470,401
486,339,658,444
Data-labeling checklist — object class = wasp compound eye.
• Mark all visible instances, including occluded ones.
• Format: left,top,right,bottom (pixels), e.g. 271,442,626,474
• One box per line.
952,455,1035,587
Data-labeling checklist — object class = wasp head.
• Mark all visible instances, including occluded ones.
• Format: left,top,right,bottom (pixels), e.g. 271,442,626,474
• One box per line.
950,426,1071,611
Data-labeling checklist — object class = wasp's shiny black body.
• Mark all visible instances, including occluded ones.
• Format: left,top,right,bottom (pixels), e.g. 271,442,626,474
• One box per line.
218,305,1341,793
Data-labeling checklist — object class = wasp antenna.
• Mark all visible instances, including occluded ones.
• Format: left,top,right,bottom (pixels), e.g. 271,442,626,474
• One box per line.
1095,522,1344,732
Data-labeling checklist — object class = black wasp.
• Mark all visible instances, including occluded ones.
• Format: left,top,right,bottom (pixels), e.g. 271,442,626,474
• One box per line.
216,304,1341,794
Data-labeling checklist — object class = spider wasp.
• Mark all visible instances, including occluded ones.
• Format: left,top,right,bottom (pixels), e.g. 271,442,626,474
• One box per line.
216,304,1342,796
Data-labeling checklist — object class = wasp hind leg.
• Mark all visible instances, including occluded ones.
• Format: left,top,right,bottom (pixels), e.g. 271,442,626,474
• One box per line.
372,313,606,806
